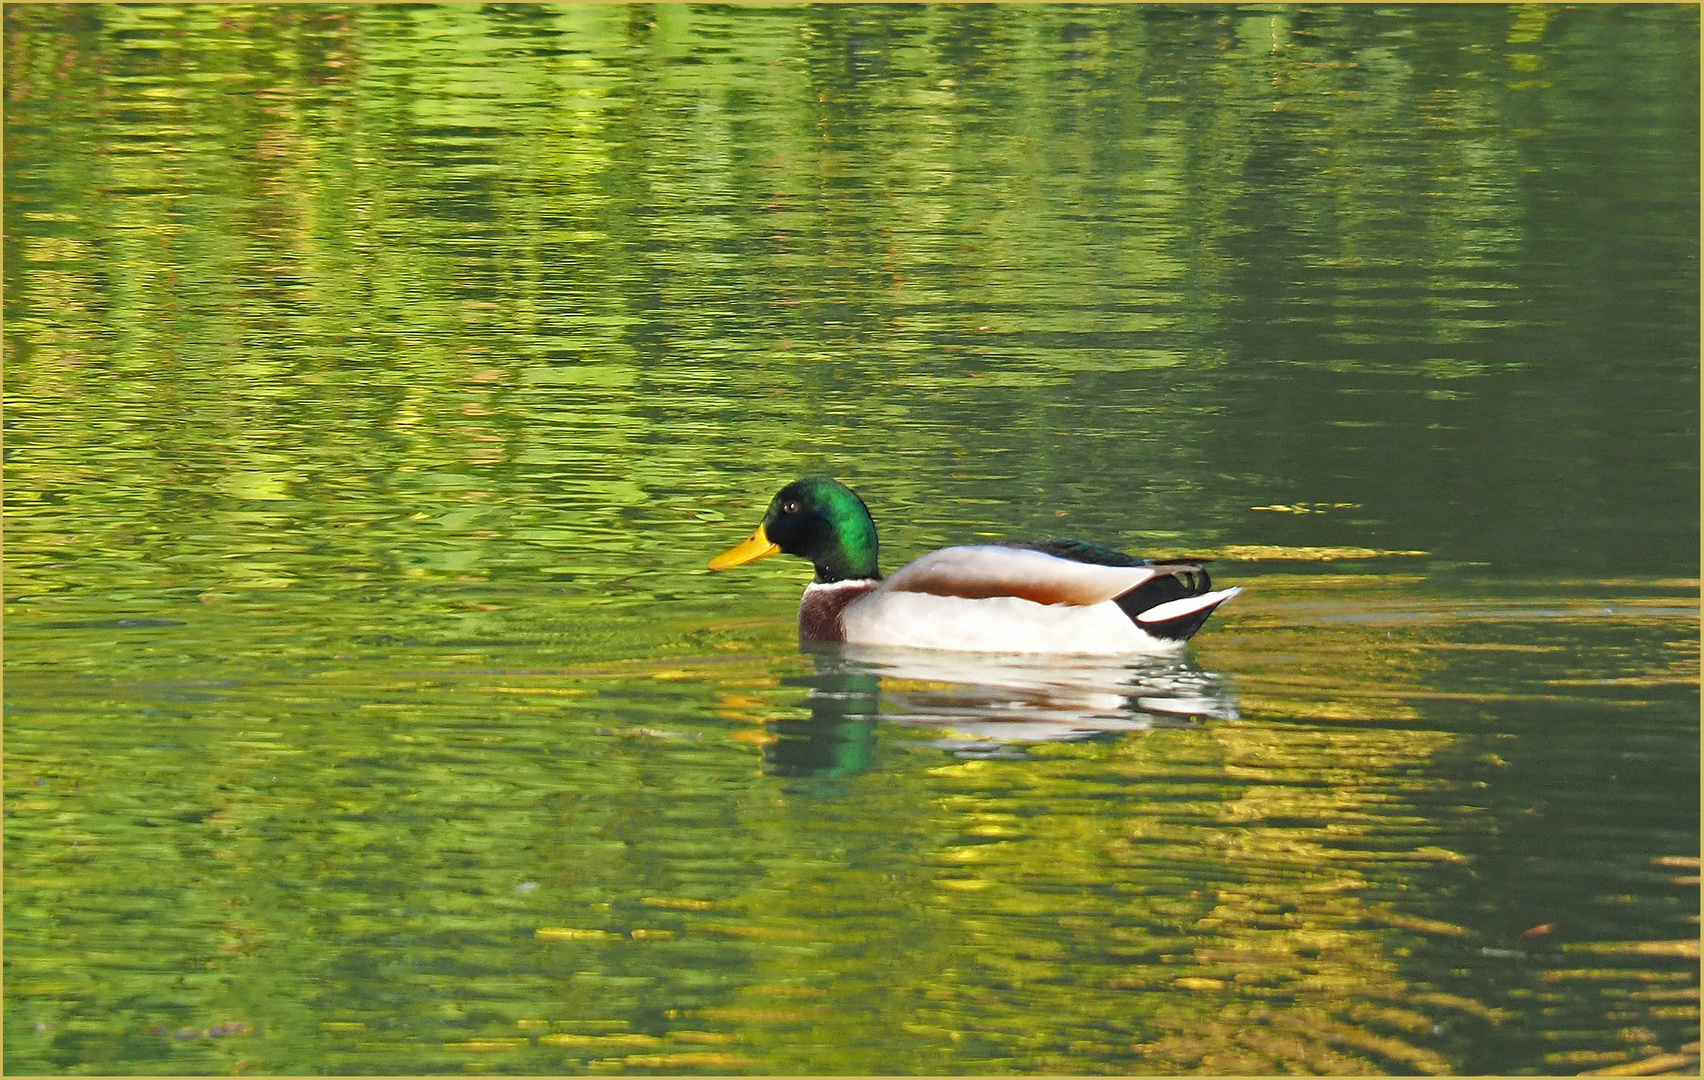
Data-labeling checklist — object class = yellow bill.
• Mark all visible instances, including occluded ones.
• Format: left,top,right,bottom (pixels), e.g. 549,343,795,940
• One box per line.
708,525,781,570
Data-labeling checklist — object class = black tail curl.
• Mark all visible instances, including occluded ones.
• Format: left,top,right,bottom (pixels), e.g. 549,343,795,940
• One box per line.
1114,562,1217,642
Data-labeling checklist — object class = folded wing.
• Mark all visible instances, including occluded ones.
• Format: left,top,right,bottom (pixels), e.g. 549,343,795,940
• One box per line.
881,545,1162,606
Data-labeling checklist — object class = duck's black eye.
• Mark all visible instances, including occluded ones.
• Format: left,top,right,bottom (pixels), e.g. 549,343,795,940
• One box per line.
781,500,801,515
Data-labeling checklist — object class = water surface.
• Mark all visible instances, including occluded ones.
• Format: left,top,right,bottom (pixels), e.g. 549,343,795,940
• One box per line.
5,4,1698,1075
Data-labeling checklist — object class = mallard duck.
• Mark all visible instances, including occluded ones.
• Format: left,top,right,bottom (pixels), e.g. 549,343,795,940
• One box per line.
708,477,1240,655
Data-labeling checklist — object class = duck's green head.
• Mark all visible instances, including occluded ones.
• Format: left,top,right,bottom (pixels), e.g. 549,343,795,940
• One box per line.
708,477,880,584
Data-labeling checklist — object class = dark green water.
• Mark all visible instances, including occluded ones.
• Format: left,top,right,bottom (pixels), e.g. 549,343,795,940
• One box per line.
5,4,1698,1075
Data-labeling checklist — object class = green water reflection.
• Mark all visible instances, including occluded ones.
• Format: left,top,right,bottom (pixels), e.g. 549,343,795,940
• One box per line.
5,3,1698,1075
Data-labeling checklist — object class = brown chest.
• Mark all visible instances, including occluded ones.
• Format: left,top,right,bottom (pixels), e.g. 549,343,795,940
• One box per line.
798,581,878,643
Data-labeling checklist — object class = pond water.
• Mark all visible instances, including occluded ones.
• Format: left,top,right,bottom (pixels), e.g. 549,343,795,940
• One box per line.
4,4,1698,1075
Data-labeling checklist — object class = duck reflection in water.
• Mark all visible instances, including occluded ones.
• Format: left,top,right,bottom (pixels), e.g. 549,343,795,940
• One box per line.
760,644,1239,778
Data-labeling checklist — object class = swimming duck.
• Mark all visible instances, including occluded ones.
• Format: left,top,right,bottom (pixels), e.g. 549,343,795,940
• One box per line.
708,477,1240,655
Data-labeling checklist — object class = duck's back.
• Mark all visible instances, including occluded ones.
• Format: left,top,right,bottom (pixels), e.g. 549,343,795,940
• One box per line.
879,545,1161,606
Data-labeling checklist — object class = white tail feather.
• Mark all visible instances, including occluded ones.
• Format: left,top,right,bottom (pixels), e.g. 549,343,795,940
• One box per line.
1135,587,1242,625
